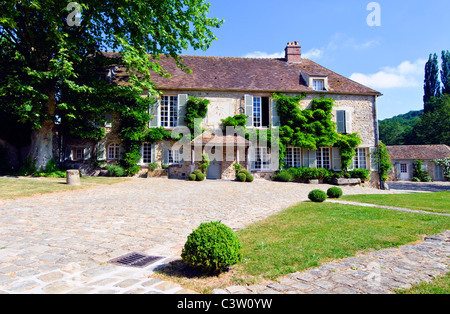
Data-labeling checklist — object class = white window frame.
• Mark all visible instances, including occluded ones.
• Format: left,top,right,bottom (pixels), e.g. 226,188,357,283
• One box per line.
168,148,183,165
316,147,331,169
400,163,408,173
160,95,178,128
253,97,262,128
313,79,325,91
254,147,271,171
107,143,120,160
71,147,84,161
285,147,302,168
353,148,367,169
141,143,153,165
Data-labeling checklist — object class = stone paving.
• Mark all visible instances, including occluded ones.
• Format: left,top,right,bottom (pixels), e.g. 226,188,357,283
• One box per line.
0,177,448,294
215,231,449,294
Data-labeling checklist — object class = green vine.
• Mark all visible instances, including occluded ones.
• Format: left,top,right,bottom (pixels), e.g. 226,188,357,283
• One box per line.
118,95,154,176
221,114,248,129
84,92,364,176
184,96,209,138
373,141,392,181
273,93,361,170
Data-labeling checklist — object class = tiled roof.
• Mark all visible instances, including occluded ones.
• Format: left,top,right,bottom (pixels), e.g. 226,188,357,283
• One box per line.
387,145,450,160
111,54,381,96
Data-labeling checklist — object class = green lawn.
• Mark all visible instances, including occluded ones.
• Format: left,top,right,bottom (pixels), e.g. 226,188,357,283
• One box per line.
396,273,450,294
235,201,450,281
341,192,450,214
0,176,131,199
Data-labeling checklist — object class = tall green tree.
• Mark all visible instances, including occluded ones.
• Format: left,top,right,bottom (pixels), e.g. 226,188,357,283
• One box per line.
441,50,450,95
0,0,223,168
412,95,450,146
423,53,441,112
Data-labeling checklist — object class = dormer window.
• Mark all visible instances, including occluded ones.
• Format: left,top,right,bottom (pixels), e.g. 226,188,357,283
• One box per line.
300,72,329,91
313,79,325,91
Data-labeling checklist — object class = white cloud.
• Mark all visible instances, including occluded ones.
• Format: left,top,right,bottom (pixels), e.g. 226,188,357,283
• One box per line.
302,48,324,60
350,59,427,89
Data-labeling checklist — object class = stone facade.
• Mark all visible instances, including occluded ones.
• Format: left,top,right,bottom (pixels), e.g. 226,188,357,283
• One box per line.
59,42,381,187
61,91,380,188
389,160,446,182
299,94,378,147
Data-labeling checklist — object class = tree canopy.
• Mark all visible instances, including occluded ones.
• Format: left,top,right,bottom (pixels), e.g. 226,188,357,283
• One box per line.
424,53,441,110
0,0,223,168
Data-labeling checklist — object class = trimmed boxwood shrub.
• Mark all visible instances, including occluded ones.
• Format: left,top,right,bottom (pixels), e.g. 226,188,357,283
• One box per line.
327,187,343,199
191,170,205,181
239,169,254,182
106,165,126,177
195,173,205,181
181,221,242,273
188,174,196,181
272,171,293,182
348,168,371,180
308,189,327,202
237,173,246,182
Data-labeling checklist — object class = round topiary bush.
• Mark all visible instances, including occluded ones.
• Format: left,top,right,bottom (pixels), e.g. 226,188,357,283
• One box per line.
327,187,343,199
308,189,327,202
188,174,196,181
181,221,242,273
195,172,205,181
237,173,246,182
239,170,254,182
192,169,202,176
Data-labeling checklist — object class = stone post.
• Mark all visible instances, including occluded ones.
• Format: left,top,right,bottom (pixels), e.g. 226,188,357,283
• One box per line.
66,170,81,186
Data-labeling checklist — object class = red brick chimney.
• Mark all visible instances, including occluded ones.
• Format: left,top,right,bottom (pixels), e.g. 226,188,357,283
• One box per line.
285,41,301,63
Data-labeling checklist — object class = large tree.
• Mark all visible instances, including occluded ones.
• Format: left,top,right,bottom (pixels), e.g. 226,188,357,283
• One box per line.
423,53,441,112
412,95,450,146
441,50,450,95
0,0,223,168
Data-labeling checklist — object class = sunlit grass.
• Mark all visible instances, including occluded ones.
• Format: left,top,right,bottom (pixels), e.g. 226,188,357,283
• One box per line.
235,202,450,281
0,176,131,199
341,192,450,214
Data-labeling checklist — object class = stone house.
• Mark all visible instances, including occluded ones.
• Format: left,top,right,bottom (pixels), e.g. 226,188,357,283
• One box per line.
63,42,382,185
387,145,450,181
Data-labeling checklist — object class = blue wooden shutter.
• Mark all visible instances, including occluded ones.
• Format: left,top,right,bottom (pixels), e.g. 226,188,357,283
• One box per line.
149,98,160,128
336,110,346,134
177,94,188,127
271,98,280,127
244,95,253,127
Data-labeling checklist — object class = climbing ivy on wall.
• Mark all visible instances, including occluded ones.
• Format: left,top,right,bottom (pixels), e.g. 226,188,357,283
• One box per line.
273,93,361,170
118,96,207,175
184,96,209,138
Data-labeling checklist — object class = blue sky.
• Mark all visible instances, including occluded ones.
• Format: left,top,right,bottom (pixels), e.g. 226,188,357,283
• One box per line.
183,0,450,120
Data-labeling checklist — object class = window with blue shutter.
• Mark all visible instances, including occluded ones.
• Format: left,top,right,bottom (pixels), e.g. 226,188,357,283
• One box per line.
336,110,346,134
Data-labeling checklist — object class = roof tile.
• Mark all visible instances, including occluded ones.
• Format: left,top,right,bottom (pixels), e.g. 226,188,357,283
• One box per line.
387,145,450,160
112,55,381,95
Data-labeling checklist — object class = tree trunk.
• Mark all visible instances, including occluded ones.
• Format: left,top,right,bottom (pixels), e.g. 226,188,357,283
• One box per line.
28,119,55,170
28,93,56,170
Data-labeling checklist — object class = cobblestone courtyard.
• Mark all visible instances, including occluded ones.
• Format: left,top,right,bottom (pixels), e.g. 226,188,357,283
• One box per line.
0,178,448,294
